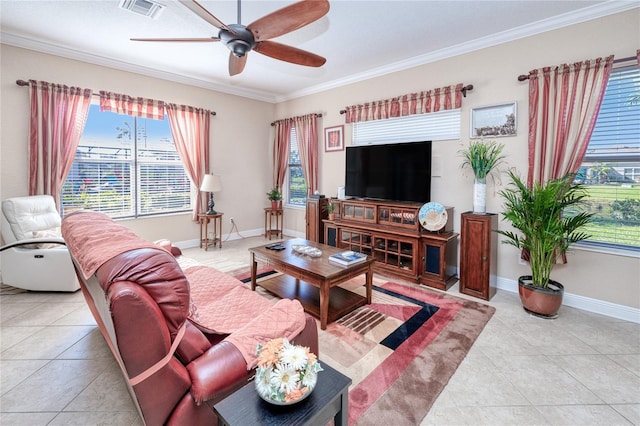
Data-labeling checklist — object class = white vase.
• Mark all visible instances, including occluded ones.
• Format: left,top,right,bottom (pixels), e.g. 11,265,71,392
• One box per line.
473,177,487,213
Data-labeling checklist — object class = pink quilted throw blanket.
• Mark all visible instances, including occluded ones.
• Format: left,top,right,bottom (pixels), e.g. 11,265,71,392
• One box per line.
185,266,306,368
62,211,162,279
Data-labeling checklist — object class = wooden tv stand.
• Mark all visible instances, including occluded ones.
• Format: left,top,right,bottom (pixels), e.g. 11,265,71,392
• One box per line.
318,199,459,290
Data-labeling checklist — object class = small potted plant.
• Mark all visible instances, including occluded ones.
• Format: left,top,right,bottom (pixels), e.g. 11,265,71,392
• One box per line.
459,140,505,213
323,200,337,220
266,188,282,210
497,170,593,318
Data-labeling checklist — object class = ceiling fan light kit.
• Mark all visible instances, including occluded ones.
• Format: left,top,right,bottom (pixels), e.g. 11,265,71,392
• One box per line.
131,0,330,76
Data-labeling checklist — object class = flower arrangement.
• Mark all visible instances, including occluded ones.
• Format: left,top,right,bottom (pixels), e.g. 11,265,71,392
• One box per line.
254,338,323,404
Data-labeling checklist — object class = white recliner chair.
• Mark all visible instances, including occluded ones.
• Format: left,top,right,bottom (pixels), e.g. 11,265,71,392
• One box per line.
0,195,79,292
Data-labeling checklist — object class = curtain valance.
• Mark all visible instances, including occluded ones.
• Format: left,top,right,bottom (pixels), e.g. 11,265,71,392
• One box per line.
99,91,166,120
342,83,468,124
271,113,322,126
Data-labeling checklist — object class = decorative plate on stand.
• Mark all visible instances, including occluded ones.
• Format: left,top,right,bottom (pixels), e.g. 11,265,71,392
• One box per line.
419,202,448,231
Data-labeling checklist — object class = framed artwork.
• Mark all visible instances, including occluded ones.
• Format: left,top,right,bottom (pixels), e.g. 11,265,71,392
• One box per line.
470,102,517,138
324,125,344,152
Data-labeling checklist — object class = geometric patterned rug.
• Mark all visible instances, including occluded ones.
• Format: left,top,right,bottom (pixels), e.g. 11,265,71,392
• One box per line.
236,270,495,425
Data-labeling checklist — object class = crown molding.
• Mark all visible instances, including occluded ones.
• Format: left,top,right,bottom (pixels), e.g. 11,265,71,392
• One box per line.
1,32,278,103
3,1,638,104
278,1,640,102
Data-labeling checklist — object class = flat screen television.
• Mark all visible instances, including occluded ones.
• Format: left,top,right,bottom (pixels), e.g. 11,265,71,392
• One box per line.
345,141,432,203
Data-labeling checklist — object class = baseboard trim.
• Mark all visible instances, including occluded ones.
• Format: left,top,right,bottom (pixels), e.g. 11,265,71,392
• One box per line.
497,277,640,324
174,227,305,250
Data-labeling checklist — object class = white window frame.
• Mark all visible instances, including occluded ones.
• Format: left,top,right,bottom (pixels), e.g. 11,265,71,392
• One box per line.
575,64,640,253
61,104,193,218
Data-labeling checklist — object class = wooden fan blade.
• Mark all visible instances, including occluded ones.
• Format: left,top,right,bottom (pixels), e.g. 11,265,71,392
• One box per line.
248,0,330,41
178,0,236,34
131,37,220,43
229,52,248,76
254,40,326,67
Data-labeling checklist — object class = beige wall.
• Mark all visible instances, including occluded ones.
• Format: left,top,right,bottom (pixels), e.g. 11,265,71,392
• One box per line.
0,44,275,243
1,9,639,310
275,9,640,309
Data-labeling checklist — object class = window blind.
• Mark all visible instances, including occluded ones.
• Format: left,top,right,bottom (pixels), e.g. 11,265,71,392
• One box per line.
352,109,461,145
577,65,640,250
287,127,307,206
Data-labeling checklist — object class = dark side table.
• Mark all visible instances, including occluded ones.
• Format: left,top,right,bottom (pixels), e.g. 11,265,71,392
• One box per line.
212,362,351,426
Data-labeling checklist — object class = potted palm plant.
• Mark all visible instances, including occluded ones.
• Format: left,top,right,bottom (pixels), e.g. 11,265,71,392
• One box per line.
459,140,505,213
497,170,593,318
323,200,337,220
266,188,282,210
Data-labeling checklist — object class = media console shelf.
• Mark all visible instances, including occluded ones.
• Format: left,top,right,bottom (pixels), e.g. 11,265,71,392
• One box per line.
319,199,458,288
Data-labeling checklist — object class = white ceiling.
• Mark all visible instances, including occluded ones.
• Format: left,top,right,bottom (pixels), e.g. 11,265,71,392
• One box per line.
1,0,636,102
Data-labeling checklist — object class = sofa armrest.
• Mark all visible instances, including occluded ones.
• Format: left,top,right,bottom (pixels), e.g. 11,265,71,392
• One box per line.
186,341,250,406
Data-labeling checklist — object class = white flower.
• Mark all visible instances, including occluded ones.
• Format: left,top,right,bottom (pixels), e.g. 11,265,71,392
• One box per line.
255,366,272,399
270,363,300,394
281,344,308,370
301,366,317,389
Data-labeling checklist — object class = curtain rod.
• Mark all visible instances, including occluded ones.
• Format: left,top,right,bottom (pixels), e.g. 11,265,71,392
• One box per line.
339,84,474,115
15,79,216,116
270,113,323,126
516,55,635,81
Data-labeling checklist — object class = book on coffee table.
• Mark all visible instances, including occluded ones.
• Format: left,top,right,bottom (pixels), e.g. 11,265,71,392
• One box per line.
329,251,367,266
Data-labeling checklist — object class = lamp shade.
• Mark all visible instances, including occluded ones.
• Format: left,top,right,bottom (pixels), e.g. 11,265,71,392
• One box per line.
200,174,222,193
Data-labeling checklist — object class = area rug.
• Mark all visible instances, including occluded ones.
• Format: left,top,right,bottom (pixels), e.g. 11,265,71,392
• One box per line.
233,269,495,425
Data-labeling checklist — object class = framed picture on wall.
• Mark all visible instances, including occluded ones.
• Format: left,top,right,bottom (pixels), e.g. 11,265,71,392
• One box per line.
324,125,344,152
470,102,517,138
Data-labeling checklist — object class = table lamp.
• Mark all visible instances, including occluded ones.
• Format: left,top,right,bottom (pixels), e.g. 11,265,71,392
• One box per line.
200,174,222,215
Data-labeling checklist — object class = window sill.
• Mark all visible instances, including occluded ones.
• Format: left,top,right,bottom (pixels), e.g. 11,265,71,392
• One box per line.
573,242,640,259
285,203,305,211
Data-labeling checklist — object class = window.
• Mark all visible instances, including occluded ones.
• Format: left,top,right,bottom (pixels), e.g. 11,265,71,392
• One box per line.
352,109,461,145
575,65,640,250
287,127,307,207
61,104,192,218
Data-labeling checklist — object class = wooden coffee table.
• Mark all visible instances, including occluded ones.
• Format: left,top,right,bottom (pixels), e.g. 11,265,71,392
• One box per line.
249,238,374,330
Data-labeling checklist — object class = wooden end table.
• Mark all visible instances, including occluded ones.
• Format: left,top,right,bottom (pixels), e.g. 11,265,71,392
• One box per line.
198,212,223,250
249,238,374,330
264,207,283,240
212,362,351,426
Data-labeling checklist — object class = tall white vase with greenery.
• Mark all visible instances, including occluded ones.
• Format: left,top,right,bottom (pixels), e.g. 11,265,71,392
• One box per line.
460,140,505,213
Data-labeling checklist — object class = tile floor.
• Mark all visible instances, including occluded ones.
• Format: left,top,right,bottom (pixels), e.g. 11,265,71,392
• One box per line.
1,236,639,425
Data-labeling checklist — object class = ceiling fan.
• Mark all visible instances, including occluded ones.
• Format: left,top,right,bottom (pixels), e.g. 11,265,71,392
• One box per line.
131,0,330,76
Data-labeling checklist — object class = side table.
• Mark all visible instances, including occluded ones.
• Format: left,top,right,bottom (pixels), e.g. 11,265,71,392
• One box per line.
198,212,223,250
212,362,351,426
264,207,283,240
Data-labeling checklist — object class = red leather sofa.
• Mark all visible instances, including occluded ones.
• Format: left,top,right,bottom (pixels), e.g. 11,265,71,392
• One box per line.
61,212,318,425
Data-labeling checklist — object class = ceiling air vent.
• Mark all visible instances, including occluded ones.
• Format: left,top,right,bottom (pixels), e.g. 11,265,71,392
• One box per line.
119,0,165,19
